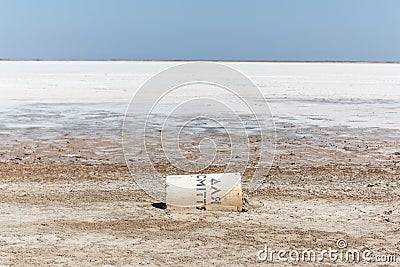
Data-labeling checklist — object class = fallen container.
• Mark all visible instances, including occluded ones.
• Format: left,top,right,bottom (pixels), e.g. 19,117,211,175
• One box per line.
166,173,243,211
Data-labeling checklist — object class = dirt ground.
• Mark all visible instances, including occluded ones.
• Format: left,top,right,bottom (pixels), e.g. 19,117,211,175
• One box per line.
1,126,399,266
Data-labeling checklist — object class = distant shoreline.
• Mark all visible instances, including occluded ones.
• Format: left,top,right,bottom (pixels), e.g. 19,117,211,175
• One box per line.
0,58,399,64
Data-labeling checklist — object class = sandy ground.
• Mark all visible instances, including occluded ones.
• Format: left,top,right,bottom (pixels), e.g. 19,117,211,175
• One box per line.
1,126,399,266
1,61,400,265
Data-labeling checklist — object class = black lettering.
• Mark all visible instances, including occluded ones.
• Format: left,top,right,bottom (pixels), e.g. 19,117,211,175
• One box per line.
211,178,221,185
211,186,221,195
196,179,206,187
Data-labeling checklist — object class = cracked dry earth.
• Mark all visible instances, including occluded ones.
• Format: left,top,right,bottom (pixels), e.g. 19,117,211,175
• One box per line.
0,125,400,266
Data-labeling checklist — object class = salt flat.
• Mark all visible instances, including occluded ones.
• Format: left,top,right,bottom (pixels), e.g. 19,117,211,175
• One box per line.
0,61,399,266
1,61,400,130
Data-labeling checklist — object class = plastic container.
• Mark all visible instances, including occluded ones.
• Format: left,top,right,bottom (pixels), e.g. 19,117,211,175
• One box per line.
166,173,243,211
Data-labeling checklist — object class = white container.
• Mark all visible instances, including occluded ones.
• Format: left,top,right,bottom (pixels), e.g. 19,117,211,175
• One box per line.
166,173,243,211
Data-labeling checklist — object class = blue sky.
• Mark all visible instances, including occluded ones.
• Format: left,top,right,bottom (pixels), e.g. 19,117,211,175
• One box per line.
1,0,399,61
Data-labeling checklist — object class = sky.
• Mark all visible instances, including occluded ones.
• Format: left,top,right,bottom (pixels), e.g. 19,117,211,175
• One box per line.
1,0,400,61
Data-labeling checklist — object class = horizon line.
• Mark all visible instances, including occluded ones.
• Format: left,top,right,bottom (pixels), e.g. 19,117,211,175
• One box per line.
0,58,400,64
